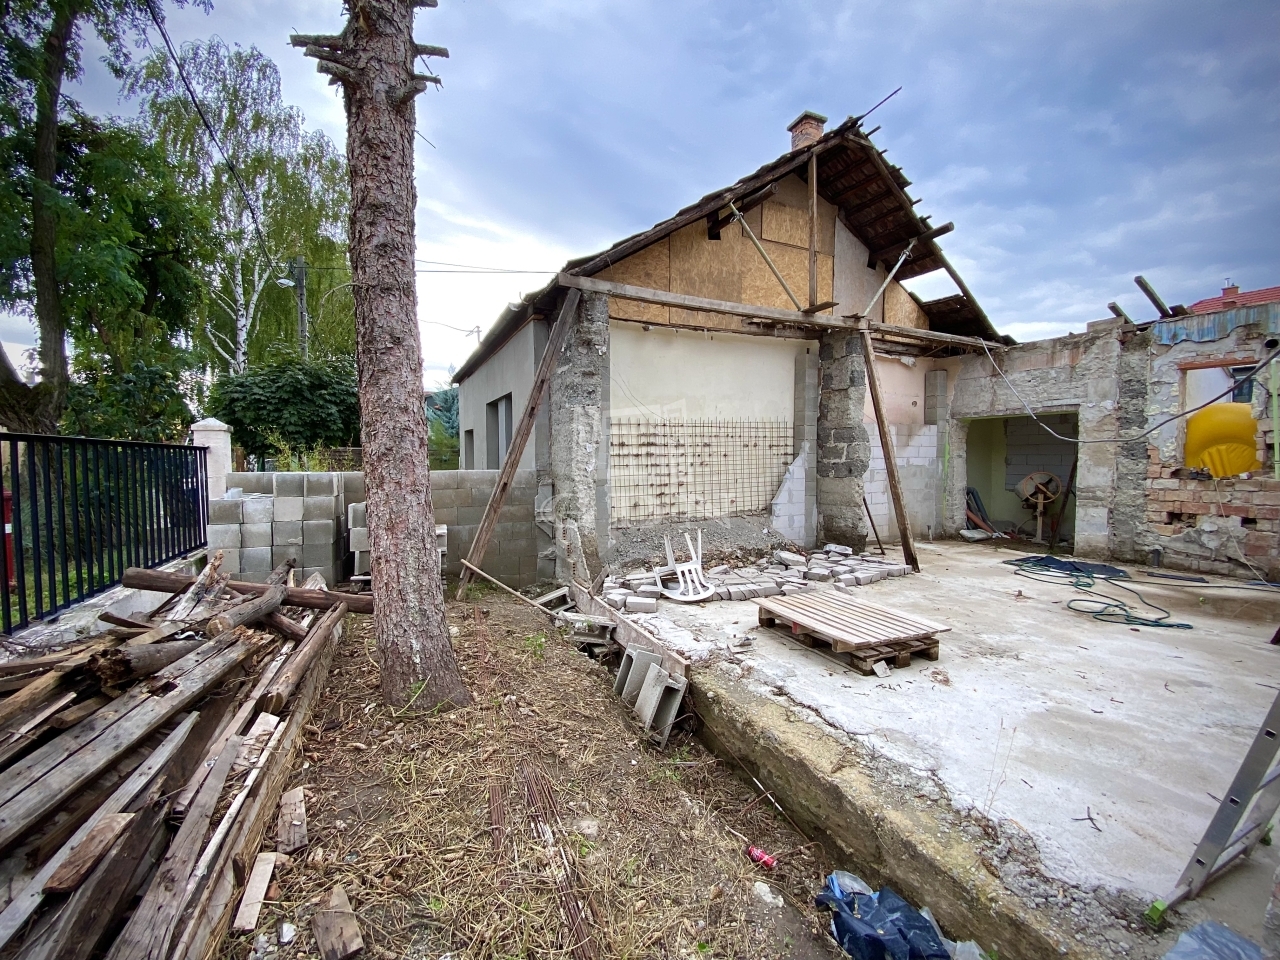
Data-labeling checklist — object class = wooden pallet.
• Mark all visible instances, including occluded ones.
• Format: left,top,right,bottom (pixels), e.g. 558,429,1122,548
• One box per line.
753,590,949,652
846,637,940,675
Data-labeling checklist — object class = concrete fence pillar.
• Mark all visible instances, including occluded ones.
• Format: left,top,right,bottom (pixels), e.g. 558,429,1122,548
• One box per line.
190,417,233,500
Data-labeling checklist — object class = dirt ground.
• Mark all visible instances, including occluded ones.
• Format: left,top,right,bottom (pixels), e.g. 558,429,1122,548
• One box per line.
225,587,847,960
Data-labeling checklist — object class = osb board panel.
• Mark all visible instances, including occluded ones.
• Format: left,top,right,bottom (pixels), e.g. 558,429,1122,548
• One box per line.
883,280,929,331
759,199,836,255
599,239,670,325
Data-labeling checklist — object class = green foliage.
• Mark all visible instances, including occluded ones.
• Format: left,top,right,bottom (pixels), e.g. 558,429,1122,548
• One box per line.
126,40,352,372
428,416,459,471
206,357,359,458
426,385,459,437
62,359,193,442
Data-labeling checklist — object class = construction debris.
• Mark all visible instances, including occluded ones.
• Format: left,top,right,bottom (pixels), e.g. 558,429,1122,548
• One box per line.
0,553,349,960
601,541,913,607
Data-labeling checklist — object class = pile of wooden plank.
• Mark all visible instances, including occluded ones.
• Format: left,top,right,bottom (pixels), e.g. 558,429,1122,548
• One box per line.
0,553,364,960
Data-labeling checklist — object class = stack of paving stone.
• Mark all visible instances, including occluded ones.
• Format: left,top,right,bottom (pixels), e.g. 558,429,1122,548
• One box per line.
206,472,349,585
598,543,914,609
346,503,447,581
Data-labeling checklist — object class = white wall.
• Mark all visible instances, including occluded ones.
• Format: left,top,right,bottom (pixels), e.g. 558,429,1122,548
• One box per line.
834,220,887,323
457,321,537,471
609,322,804,420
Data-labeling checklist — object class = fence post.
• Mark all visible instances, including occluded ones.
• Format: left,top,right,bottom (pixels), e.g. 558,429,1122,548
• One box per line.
190,418,232,500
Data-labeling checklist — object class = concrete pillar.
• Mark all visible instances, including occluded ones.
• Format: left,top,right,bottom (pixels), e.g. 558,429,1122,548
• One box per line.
793,349,819,547
549,291,610,577
816,331,870,549
190,417,233,500
1111,329,1153,561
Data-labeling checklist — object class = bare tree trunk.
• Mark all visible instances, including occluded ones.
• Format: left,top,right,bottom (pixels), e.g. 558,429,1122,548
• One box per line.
294,0,468,709
0,8,76,435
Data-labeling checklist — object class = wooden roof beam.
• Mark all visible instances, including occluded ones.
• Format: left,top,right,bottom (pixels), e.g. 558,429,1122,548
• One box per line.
706,182,777,239
867,222,954,267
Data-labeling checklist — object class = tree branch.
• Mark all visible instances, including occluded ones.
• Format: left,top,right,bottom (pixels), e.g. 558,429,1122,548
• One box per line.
414,44,448,58
304,45,356,68
290,33,344,50
316,60,359,85
413,0,438,7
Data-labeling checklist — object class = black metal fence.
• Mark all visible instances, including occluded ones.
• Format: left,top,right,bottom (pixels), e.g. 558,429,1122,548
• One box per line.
0,434,208,635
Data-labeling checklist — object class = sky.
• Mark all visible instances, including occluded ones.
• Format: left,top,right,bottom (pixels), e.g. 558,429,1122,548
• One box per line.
5,0,1279,386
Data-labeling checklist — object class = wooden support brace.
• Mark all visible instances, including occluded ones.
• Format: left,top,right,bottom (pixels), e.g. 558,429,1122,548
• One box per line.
457,289,582,596
860,330,920,573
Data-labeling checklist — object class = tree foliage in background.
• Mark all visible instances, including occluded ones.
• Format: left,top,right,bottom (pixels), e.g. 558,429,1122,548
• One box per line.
0,0,208,433
206,356,359,458
127,39,353,373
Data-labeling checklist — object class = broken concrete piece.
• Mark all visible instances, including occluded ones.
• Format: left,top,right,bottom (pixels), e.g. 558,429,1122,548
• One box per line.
636,585,662,600
709,564,730,575
614,648,663,707
824,543,854,556
804,569,832,581
774,550,807,568
625,596,658,614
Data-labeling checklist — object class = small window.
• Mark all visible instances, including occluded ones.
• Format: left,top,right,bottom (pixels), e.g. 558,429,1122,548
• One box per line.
1230,366,1255,403
463,430,475,470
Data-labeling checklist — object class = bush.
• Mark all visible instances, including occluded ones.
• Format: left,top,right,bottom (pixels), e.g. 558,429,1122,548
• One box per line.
206,357,360,459
62,361,194,442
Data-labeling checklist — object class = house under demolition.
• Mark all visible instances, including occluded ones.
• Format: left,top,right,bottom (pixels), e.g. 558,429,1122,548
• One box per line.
454,111,1280,583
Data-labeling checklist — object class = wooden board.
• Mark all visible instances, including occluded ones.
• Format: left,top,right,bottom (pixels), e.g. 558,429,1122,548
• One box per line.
846,637,941,676
754,591,948,652
276,787,307,855
43,812,134,893
231,852,278,932
311,884,364,960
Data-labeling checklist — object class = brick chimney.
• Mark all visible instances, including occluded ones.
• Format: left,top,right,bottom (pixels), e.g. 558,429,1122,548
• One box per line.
788,111,827,151
1222,281,1240,298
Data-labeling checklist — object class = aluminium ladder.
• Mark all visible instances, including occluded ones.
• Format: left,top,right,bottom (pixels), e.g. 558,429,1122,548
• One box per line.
1146,687,1280,927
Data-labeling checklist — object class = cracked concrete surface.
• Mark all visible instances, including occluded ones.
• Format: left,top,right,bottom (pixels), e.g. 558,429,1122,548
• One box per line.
637,540,1280,943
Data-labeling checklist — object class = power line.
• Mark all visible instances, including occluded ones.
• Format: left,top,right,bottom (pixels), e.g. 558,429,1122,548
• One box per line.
414,259,557,274
979,339,1280,444
141,0,282,277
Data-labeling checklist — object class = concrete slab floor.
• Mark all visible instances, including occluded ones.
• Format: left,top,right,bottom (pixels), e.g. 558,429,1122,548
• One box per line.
635,540,1280,942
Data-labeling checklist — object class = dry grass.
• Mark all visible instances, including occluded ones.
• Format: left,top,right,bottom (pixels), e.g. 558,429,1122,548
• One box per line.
224,588,840,960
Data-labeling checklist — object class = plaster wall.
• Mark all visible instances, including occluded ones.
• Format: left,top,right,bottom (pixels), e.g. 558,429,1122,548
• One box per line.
608,322,807,420
457,319,539,472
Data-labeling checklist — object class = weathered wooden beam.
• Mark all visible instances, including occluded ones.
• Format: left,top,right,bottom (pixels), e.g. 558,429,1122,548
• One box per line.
207,585,286,637
807,152,819,309
457,289,581,595
867,221,954,265
256,603,347,715
558,274,817,325
122,568,371,615
860,330,920,573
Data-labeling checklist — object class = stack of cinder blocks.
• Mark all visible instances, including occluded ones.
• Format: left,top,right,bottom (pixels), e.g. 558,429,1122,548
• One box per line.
207,472,364,586
346,503,447,581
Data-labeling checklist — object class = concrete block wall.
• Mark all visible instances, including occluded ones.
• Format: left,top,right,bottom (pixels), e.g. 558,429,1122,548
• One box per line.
430,469,549,587
1002,413,1078,491
208,471,354,585
864,423,942,542
792,349,819,547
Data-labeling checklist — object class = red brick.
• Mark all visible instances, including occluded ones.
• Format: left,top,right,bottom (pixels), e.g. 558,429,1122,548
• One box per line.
1255,493,1280,506
1236,480,1262,492
1255,506,1280,520
1221,503,1255,517
1177,502,1212,514
1152,524,1180,536
1150,478,1180,490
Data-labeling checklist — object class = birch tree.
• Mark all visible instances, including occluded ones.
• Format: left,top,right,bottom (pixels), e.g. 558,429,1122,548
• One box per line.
128,40,350,373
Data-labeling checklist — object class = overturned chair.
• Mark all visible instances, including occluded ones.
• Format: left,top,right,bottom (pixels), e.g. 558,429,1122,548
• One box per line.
651,531,715,603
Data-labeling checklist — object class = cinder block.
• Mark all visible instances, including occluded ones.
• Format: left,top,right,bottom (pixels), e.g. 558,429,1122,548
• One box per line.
304,519,337,544
636,584,662,600
274,497,304,522
227,472,271,495
242,523,273,548
208,499,243,525
220,548,241,575
613,648,663,707
240,546,273,572
303,496,338,521
242,496,275,525
235,570,271,584
625,595,658,614
349,527,370,552
353,550,371,575
207,524,241,549
341,472,366,502
305,472,338,497
301,565,334,587
303,542,337,567
272,472,305,498
457,506,484,525
633,663,688,747
273,521,304,546
348,502,366,528
272,544,302,567
804,568,832,581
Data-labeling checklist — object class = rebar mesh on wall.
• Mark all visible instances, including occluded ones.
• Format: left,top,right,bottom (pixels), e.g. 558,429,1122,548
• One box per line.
609,418,793,527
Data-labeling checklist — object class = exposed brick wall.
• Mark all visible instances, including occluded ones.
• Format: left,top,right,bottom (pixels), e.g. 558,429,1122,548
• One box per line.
1142,446,1280,579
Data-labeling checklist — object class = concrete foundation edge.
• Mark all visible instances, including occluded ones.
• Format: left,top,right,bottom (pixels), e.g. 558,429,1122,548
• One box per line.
690,667,1088,960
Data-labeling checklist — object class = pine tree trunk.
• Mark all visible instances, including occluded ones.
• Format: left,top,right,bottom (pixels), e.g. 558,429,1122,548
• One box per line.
322,0,469,708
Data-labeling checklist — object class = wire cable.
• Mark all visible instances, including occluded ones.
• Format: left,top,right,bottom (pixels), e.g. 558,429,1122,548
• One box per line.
141,0,283,277
1011,565,1192,629
979,340,1280,445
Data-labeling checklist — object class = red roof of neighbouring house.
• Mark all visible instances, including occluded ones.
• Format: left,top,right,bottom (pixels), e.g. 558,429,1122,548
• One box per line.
1189,284,1280,315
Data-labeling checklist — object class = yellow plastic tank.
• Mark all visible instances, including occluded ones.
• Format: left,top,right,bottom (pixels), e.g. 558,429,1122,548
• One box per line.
1184,402,1261,477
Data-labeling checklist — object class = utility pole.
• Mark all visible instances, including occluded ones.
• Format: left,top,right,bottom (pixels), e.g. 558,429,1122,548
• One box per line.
294,255,309,358
291,3,466,710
